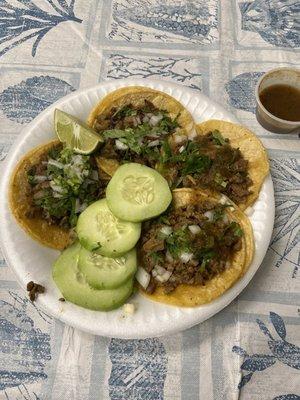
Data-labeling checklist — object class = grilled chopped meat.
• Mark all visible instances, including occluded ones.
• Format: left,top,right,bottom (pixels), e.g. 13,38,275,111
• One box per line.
162,131,253,205
26,145,105,229
138,202,243,294
94,101,181,167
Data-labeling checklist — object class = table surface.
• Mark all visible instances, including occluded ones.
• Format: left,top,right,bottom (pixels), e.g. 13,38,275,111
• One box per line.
0,1,299,399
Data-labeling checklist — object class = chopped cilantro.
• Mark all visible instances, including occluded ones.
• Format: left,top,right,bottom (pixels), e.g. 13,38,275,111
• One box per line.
213,204,231,222
159,112,180,133
157,215,171,225
198,249,216,272
47,146,60,159
159,139,212,176
211,130,227,146
27,166,38,185
232,222,243,237
224,221,244,237
102,107,180,157
28,147,99,228
150,252,164,264
161,139,172,162
102,129,130,139
182,154,212,175
165,227,191,258
112,105,137,119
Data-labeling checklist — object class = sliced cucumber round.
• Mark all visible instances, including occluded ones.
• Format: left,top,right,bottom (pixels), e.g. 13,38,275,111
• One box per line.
106,163,172,222
78,247,137,290
52,242,133,311
76,198,141,257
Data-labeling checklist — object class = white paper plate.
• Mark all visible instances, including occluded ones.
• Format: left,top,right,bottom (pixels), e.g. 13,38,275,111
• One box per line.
0,79,274,338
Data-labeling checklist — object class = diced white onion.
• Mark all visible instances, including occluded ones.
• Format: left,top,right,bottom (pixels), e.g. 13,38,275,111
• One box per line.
136,267,151,289
115,139,128,150
225,261,231,269
53,192,63,198
173,134,186,144
180,252,194,263
156,272,172,283
72,154,84,165
179,145,185,153
91,170,98,180
33,190,45,199
48,159,64,169
223,214,229,223
50,182,65,193
131,116,141,127
188,128,197,139
154,265,166,275
146,133,159,139
80,203,87,213
152,265,172,283
34,175,48,183
160,226,172,236
75,198,81,213
166,250,173,263
148,139,160,147
149,114,163,126
188,224,201,234
219,195,227,205
152,269,158,278
204,211,214,221
75,199,87,214
122,303,136,315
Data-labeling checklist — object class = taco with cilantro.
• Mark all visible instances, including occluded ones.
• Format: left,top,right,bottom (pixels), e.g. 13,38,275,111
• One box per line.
157,120,269,210
87,86,195,175
9,140,106,250
137,188,254,307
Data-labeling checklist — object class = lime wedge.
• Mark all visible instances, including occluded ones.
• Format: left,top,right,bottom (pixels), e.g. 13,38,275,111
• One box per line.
54,109,103,155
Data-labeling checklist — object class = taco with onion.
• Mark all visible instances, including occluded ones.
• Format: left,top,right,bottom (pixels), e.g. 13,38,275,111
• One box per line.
137,188,254,307
87,86,195,175
9,140,106,250
157,120,269,210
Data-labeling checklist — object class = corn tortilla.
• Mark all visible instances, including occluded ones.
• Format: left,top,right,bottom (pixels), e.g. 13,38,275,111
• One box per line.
9,140,73,250
141,188,254,307
196,120,269,210
88,86,195,178
95,156,119,178
87,86,195,136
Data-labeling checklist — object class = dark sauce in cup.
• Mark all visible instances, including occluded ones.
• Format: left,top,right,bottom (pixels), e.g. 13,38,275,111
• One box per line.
259,84,300,122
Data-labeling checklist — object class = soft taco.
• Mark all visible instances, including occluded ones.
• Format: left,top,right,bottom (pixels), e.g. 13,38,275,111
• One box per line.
137,188,254,307
158,120,269,210
9,140,106,250
87,86,195,175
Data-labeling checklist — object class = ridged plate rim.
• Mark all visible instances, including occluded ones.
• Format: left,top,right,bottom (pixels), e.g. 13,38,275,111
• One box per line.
0,78,274,338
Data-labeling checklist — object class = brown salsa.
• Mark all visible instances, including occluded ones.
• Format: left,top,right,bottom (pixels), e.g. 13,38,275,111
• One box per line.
259,84,300,122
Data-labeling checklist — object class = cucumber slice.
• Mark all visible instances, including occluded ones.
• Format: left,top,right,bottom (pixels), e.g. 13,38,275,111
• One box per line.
76,198,141,257
78,247,137,289
106,163,172,222
52,242,133,311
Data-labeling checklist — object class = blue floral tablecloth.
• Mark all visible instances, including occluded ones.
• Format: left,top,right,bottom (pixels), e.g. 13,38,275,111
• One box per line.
0,1,299,399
